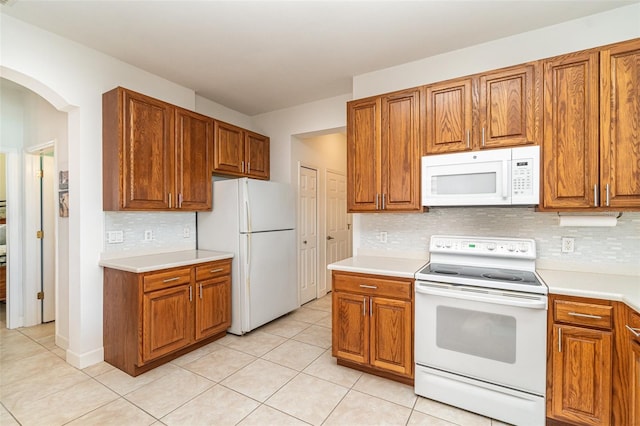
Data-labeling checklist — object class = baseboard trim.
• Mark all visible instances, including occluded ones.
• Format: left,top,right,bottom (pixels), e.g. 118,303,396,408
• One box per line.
66,346,104,369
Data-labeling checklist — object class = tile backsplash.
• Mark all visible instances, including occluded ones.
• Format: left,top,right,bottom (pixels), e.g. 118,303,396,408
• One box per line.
103,212,196,257
358,208,640,275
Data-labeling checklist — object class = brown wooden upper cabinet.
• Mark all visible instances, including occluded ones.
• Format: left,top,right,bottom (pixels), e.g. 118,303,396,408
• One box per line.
103,87,212,211
425,63,540,154
212,120,270,180
542,38,640,210
347,88,421,213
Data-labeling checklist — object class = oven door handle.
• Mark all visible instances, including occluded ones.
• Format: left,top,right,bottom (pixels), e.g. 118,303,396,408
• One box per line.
415,282,547,310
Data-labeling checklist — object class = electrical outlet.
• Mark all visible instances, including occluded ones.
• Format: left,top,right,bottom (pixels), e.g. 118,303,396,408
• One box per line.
144,230,153,241
561,237,575,253
183,227,190,238
379,231,388,243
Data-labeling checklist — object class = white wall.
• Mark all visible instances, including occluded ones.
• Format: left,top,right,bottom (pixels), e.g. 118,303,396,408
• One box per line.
1,14,198,368
350,4,640,275
195,95,255,131
253,94,351,184
353,4,640,98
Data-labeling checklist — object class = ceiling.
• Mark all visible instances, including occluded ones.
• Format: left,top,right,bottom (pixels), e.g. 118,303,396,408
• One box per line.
1,1,636,116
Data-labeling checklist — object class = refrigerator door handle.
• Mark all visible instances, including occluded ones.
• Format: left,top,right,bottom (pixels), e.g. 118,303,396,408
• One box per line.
245,201,251,233
247,233,251,266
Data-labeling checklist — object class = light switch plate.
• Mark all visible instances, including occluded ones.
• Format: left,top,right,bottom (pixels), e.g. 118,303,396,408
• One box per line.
107,230,123,244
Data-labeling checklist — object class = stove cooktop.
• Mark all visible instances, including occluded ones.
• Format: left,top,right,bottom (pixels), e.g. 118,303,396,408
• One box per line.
415,262,547,295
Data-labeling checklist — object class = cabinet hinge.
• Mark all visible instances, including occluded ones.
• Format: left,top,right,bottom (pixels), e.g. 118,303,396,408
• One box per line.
36,170,43,179
37,291,44,300
36,230,44,239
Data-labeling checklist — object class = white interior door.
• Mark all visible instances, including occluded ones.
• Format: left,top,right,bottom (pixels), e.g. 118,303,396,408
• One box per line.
25,152,56,325
326,170,350,292
298,166,318,305
42,155,55,322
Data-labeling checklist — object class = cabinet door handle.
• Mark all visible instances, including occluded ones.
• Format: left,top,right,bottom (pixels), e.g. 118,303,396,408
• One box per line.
594,184,599,207
375,194,379,210
178,193,183,208
169,192,172,209
382,193,386,210
199,283,203,299
369,298,373,316
568,312,602,320
481,127,485,147
359,284,377,289
363,297,366,316
210,268,224,273
163,277,181,283
466,129,470,148
626,325,640,337
189,285,193,302
606,183,610,207
558,328,562,352
241,161,245,173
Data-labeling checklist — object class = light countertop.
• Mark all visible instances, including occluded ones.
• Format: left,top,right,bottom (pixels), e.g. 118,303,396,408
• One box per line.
99,250,233,273
328,256,428,279
538,269,640,312
327,256,639,312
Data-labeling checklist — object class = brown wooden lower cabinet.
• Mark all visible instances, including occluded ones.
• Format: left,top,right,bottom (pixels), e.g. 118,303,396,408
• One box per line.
546,294,639,426
103,259,231,376
625,307,640,426
331,270,413,384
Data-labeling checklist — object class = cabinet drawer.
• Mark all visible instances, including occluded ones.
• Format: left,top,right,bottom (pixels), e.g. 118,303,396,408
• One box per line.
554,299,613,329
195,260,231,282
628,309,640,343
143,267,192,292
333,272,412,300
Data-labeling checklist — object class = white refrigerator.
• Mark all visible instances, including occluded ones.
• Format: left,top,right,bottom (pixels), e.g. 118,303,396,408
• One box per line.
197,178,298,335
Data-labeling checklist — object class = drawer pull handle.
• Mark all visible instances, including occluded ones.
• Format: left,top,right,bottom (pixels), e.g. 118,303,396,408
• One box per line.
359,284,377,289
626,325,640,337
162,277,181,283
568,312,602,320
210,268,224,273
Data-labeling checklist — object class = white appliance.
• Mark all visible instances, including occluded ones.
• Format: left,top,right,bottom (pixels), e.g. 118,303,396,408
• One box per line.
197,178,298,335
414,235,548,426
422,145,540,206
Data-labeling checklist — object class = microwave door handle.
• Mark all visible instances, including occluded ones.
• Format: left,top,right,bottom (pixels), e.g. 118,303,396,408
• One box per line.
502,160,509,199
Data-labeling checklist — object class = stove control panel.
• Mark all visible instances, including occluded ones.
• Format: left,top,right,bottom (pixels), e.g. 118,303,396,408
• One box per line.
430,235,536,259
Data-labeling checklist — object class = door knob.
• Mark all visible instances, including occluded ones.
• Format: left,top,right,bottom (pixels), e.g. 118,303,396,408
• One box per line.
303,240,307,244
327,236,335,240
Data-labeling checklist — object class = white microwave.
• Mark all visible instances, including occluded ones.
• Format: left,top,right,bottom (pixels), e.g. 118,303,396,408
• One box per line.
421,146,540,206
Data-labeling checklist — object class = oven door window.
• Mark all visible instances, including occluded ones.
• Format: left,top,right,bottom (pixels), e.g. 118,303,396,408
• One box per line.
436,306,516,364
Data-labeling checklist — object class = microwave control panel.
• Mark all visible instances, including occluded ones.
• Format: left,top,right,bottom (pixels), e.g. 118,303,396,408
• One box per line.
512,160,533,196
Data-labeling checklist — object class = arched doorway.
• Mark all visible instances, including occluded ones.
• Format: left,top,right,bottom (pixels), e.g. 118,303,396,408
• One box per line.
0,69,72,356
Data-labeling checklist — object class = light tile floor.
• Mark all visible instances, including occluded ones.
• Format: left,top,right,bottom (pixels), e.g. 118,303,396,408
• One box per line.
0,296,511,425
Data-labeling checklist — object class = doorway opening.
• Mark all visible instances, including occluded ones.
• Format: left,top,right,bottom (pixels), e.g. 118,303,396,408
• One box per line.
293,131,352,305
298,165,318,305
1,76,67,334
